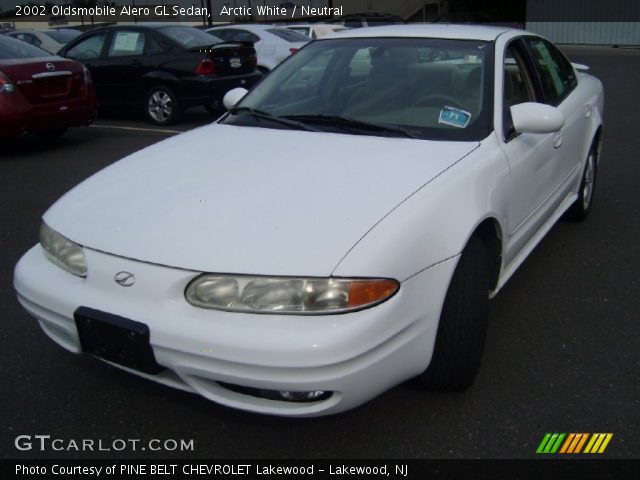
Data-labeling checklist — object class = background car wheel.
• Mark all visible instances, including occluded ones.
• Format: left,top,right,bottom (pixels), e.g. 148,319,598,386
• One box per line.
565,140,598,221
145,86,181,126
258,66,270,74
415,235,490,391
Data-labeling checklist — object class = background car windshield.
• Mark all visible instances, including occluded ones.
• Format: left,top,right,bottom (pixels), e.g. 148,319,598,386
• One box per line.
226,37,493,141
160,26,221,48
266,28,310,42
0,35,50,58
45,29,81,43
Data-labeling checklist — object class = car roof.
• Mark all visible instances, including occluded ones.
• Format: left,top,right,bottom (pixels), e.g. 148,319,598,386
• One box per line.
328,24,520,41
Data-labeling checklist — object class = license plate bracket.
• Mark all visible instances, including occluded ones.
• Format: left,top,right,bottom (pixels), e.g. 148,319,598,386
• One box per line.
74,307,164,374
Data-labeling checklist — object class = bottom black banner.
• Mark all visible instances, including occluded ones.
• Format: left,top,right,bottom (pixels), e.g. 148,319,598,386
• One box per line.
4,459,640,479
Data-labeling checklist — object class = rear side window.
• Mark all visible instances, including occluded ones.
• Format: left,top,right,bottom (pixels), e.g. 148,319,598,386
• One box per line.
108,31,146,57
66,32,107,60
266,29,309,43
0,35,50,58
16,33,41,47
527,38,577,105
45,30,81,43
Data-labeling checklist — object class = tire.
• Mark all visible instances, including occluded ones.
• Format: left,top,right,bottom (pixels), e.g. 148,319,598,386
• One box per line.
258,66,270,75
145,85,181,126
415,236,490,391
565,140,598,221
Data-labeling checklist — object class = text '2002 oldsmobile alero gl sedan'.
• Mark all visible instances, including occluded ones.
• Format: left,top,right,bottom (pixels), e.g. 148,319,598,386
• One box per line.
14,25,604,417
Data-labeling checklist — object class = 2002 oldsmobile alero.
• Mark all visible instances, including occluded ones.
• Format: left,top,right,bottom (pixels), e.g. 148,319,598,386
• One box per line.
14,25,604,417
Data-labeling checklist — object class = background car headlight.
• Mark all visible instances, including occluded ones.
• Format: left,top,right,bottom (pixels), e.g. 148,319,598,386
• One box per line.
39,222,87,278
185,275,399,314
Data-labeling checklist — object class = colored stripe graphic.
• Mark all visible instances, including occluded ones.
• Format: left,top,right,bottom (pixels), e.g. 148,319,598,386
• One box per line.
537,433,613,454
584,433,614,454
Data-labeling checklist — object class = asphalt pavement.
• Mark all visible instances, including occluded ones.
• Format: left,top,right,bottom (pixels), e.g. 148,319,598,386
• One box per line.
1,46,638,459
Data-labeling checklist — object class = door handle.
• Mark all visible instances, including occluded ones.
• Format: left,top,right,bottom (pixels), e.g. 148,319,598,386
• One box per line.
552,132,563,149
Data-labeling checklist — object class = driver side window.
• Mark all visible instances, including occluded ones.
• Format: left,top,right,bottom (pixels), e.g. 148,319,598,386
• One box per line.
66,32,107,60
503,40,536,141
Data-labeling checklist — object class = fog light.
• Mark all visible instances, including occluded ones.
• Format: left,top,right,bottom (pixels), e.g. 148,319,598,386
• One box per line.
279,390,328,402
218,382,332,403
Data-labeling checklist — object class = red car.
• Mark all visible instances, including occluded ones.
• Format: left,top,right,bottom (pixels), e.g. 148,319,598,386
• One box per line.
0,34,97,138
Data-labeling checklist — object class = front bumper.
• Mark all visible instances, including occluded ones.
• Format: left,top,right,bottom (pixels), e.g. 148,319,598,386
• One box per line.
14,245,457,417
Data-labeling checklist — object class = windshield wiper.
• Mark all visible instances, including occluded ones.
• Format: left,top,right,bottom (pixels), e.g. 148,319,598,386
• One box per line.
228,106,319,132
282,114,418,139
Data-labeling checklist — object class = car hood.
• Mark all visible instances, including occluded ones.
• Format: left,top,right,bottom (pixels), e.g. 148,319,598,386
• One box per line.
44,124,478,276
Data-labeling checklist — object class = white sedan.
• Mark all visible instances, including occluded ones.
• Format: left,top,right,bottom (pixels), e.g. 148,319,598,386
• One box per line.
7,29,81,54
14,25,604,417
205,24,308,72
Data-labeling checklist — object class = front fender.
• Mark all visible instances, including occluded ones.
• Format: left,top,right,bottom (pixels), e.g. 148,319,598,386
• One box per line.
332,134,510,281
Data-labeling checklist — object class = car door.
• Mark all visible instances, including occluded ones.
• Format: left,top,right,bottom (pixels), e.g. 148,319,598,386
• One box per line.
98,29,151,105
499,38,565,265
524,37,583,198
63,30,109,101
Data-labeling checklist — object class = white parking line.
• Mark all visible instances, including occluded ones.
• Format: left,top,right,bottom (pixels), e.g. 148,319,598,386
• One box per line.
91,124,184,135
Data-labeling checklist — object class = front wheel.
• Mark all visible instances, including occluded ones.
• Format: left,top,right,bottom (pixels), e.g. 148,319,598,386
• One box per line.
414,236,490,391
565,142,598,221
145,85,181,125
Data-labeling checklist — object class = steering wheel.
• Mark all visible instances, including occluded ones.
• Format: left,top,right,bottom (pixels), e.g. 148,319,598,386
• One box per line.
416,94,464,110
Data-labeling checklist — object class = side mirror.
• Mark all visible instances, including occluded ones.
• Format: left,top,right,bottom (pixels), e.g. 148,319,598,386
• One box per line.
510,102,564,134
223,87,248,111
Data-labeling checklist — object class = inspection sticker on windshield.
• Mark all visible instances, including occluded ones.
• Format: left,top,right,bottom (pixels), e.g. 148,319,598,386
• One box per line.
438,106,472,128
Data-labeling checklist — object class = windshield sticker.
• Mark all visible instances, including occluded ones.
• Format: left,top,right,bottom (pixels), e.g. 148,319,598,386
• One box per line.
438,106,472,129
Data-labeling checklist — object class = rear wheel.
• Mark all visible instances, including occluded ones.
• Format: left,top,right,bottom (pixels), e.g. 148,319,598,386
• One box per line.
565,141,598,221
415,236,490,391
145,85,181,125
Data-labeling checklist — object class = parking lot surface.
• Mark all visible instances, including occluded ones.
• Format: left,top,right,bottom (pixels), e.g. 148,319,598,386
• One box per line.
1,46,638,459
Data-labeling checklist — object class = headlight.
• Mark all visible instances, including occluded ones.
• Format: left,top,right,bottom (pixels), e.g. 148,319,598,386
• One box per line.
39,222,87,278
185,274,399,314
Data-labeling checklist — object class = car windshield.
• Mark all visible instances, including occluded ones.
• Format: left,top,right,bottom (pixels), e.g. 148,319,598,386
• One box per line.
266,28,310,43
222,37,494,141
159,26,222,48
0,34,50,58
45,29,81,43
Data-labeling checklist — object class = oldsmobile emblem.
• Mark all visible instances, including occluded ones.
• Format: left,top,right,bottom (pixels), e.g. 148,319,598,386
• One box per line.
114,271,135,287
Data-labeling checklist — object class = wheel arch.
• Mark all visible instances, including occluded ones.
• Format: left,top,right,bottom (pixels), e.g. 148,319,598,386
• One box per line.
467,217,503,292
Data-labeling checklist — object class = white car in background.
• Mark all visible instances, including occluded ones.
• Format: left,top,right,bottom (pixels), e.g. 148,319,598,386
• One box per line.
6,29,81,54
285,23,349,39
205,24,308,72
14,25,603,417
